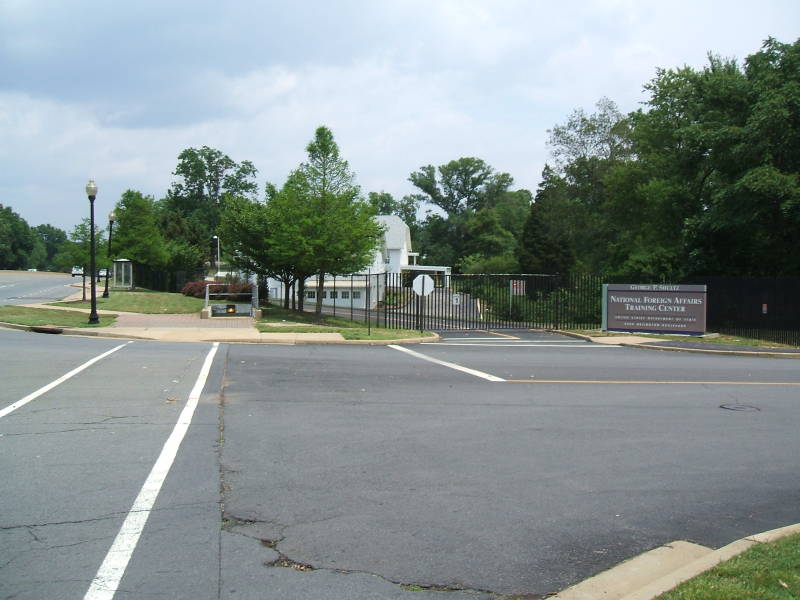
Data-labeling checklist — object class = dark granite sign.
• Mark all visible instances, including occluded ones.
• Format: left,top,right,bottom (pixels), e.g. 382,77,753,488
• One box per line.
602,283,707,335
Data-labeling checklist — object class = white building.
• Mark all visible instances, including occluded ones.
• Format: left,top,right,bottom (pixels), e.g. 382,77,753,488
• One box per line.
269,215,451,309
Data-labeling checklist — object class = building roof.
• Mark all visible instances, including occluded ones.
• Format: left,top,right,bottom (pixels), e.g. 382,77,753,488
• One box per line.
376,215,412,252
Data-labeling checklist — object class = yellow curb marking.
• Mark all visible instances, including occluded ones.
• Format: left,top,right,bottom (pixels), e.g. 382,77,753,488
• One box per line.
475,329,520,339
504,379,800,385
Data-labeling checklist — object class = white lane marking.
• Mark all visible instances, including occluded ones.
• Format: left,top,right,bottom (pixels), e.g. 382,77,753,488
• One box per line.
0,343,131,420
84,342,219,600
388,344,505,382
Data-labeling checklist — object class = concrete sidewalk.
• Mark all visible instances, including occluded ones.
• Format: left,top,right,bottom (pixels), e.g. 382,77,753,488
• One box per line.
12,294,434,345
7,296,800,352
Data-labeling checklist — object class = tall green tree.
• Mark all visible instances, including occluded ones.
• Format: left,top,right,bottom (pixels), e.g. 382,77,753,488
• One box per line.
517,178,575,274
113,190,169,269
409,158,529,271
679,38,800,275
0,204,36,270
535,37,800,279
32,224,68,271
53,219,106,299
367,191,420,238
221,186,314,310
221,127,382,314
160,146,258,267
292,126,383,314
409,157,513,216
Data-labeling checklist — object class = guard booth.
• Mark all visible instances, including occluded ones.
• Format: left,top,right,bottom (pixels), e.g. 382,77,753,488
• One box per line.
112,259,133,289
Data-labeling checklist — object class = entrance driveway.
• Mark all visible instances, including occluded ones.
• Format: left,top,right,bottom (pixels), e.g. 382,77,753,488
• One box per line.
219,340,800,596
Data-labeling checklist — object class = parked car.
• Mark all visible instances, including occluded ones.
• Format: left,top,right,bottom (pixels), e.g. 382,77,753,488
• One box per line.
98,268,108,278
71,266,84,277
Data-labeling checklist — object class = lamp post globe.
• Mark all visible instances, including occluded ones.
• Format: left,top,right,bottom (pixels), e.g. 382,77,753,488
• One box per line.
86,179,100,324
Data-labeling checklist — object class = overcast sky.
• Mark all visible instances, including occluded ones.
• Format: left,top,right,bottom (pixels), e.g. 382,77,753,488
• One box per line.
2,0,798,232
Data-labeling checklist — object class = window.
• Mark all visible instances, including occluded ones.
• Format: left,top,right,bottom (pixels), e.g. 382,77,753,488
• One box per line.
322,291,328,298
341,291,350,299
352,291,361,299
306,291,316,299
330,291,338,299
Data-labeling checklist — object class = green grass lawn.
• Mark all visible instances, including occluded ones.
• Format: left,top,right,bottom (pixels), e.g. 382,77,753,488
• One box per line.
55,290,205,314
257,305,435,340
0,306,116,328
658,533,800,599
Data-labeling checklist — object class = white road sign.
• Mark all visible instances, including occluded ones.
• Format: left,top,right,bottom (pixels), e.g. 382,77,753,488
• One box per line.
412,274,435,297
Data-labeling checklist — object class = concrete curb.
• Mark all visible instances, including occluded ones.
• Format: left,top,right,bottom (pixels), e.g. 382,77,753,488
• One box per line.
619,522,800,600
621,342,800,359
553,330,800,358
553,522,800,600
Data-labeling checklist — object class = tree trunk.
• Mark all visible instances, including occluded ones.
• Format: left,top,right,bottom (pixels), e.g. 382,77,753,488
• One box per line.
297,277,305,312
82,274,86,301
315,270,325,315
283,278,291,309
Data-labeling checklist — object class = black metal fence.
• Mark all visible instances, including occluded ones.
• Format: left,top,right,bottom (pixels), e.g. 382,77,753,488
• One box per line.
131,263,201,293
684,276,800,346
380,273,602,330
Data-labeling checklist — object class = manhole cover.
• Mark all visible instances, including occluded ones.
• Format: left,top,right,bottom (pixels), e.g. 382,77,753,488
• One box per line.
720,404,760,412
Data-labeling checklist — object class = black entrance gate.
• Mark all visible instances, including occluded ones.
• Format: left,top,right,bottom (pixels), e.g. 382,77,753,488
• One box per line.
380,273,602,330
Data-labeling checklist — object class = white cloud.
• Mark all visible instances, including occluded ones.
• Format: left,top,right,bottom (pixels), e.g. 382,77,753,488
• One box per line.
1,0,798,232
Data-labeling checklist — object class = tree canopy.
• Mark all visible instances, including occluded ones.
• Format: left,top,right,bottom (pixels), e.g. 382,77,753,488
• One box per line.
221,126,382,313
525,37,800,279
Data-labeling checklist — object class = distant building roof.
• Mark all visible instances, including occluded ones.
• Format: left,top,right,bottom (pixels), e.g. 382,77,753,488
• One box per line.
376,215,412,252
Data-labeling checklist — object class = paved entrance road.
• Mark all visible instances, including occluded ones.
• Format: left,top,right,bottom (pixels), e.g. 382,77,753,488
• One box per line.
0,271,75,305
219,340,800,597
2,328,799,598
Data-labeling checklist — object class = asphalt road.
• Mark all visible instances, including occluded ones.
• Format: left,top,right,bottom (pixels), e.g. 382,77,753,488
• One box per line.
2,327,799,599
0,270,77,305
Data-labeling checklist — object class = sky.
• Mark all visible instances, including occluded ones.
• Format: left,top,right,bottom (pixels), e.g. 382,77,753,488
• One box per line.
1,0,798,233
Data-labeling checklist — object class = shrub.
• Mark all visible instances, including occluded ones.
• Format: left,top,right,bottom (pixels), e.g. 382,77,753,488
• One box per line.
181,280,253,301
181,280,209,298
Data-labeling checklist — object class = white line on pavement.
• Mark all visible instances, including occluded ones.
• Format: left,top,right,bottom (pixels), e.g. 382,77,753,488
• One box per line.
388,344,505,382
0,342,131,420
84,342,220,600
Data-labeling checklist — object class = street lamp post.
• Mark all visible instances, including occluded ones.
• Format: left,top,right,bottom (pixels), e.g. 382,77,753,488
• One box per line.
102,210,116,298
86,179,100,324
212,235,221,275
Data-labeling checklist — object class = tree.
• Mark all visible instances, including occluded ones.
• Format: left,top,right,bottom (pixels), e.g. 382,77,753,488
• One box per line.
292,127,383,314
517,189,575,275
408,158,526,271
53,219,106,300
409,157,512,216
161,146,258,266
367,191,420,238
547,97,632,171
221,188,312,310
221,127,382,314
534,38,800,279
0,204,36,270
32,224,68,271
113,190,169,269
